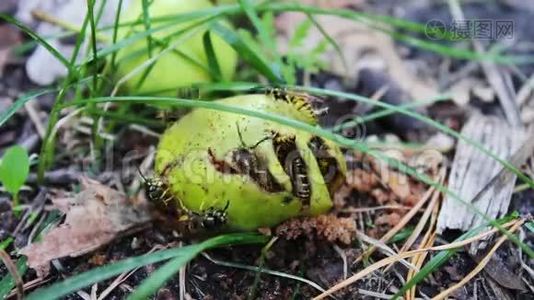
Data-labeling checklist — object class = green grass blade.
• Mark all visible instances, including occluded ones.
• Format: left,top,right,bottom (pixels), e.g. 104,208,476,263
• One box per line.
127,253,197,300
0,89,56,128
210,22,283,83
140,0,154,58
25,233,266,300
203,30,223,81
305,13,348,74
86,0,99,93
238,0,273,51
110,0,125,68
0,14,77,76
0,75,98,129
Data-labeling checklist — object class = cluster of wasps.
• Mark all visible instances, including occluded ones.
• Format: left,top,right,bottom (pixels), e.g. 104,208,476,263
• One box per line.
141,87,329,232
139,170,229,233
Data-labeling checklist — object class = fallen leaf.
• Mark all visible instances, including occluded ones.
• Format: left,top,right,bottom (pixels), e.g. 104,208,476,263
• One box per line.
20,178,152,277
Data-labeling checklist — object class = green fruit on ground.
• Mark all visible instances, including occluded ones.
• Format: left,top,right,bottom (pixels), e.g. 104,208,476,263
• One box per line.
155,93,347,230
116,0,237,95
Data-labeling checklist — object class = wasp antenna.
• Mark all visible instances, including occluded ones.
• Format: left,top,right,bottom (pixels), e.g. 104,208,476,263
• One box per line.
235,122,247,148
176,196,190,213
250,136,270,150
223,200,230,211
136,165,148,181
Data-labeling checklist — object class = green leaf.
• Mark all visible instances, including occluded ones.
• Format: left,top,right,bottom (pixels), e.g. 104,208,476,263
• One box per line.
0,146,30,196
25,233,267,300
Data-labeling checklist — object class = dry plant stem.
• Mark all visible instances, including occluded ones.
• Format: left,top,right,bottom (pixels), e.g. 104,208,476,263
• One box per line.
24,101,46,138
179,242,186,300
7,277,52,298
333,244,348,279
408,198,440,299
402,184,441,298
341,205,412,213
356,230,418,271
431,219,524,300
0,249,23,300
312,219,520,300
354,183,436,264
31,9,109,42
515,74,534,106
400,170,444,252
407,234,436,300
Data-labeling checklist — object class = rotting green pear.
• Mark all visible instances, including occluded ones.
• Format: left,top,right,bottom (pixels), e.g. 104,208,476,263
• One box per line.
154,92,347,230
116,0,237,95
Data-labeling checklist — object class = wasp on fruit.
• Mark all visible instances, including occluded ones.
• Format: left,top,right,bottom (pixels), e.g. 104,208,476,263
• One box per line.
138,167,229,232
262,87,329,120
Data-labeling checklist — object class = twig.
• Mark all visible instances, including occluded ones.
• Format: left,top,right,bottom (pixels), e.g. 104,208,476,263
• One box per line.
31,10,110,42
24,101,46,138
0,249,24,300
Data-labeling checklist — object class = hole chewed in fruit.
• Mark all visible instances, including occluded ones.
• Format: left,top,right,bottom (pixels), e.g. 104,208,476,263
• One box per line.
208,148,284,193
307,136,345,197
272,133,312,208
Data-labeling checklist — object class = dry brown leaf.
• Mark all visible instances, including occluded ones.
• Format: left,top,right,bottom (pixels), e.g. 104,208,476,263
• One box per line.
20,178,152,277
